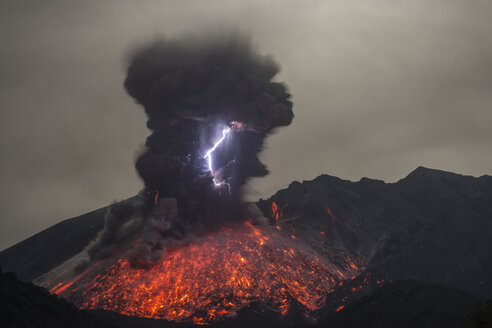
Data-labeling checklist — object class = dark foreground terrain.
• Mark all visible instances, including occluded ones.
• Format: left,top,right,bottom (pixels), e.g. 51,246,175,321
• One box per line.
1,269,491,328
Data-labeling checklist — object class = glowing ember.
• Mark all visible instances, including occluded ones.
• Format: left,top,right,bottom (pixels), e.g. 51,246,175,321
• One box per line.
270,201,288,222
47,222,361,324
335,305,344,312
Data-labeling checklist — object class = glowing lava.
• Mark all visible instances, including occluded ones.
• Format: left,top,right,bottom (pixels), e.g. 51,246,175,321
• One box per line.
47,222,361,324
271,201,288,222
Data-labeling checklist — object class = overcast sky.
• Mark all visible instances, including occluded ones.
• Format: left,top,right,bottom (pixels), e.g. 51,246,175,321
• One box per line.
1,0,491,250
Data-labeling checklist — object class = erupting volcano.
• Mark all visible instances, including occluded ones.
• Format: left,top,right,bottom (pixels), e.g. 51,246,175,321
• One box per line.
35,32,346,325
30,31,375,326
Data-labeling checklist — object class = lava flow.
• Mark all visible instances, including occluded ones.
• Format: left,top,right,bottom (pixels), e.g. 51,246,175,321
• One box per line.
47,222,360,324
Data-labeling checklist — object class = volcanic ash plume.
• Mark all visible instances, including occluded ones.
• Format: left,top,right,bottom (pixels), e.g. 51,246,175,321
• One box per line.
126,34,293,224
118,34,293,265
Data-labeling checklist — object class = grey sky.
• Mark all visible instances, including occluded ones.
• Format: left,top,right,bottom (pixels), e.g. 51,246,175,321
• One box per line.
1,0,491,250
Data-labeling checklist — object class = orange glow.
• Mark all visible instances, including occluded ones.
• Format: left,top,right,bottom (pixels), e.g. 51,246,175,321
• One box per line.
324,207,336,222
48,222,360,324
271,202,279,221
51,281,74,294
324,206,357,235
270,201,288,222
335,305,344,312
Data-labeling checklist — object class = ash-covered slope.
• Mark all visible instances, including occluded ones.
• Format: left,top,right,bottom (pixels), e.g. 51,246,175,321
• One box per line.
0,196,140,282
257,166,492,299
0,206,107,282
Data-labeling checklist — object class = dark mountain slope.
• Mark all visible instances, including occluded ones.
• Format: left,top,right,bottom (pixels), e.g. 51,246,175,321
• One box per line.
314,280,480,328
0,269,114,328
0,196,138,282
257,167,492,298
0,206,107,282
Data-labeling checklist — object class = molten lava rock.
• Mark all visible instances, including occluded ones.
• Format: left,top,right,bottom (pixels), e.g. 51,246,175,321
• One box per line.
42,221,360,324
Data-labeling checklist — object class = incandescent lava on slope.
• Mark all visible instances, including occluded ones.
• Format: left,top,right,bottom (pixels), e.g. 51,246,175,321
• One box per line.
47,221,363,324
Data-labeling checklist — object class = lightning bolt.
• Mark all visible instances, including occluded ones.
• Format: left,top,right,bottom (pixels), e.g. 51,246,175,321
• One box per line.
204,127,231,189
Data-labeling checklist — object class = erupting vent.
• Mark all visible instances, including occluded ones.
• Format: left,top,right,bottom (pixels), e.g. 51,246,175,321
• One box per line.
48,222,360,324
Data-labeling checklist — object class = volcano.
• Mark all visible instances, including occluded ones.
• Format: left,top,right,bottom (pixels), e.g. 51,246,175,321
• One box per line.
2,33,491,328
1,167,491,327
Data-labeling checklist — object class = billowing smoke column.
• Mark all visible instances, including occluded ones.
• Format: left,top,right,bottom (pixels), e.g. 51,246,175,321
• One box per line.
125,34,293,226
81,34,293,268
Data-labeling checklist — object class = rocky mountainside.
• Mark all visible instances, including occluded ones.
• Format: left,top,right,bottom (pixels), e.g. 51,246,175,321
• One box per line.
0,197,139,282
257,166,492,299
0,206,107,282
312,280,481,328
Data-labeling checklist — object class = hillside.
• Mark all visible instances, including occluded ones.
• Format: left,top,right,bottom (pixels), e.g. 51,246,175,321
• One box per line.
0,269,114,328
314,280,479,328
257,166,492,299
